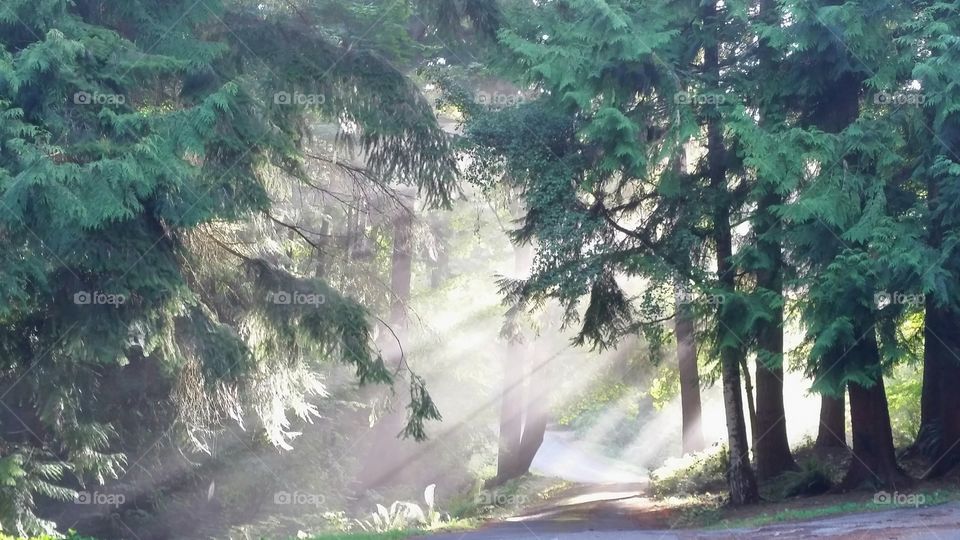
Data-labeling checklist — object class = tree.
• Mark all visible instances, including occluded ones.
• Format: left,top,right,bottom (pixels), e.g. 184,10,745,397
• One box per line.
675,290,705,455
771,0,917,489
0,0,455,533
457,0,763,504
903,0,960,477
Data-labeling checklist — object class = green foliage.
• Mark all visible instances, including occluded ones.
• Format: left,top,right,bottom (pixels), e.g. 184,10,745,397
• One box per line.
886,365,924,447
774,461,833,499
0,0,456,534
354,485,450,533
650,446,729,499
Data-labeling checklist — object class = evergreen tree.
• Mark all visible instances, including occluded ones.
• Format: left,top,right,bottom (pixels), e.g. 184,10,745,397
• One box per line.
0,0,456,533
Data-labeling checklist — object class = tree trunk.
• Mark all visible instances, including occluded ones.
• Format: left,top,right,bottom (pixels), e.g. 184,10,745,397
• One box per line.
840,329,910,489
916,174,960,474
705,0,759,500
494,344,527,483
491,242,544,485
389,211,413,329
517,347,549,473
911,296,944,458
751,0,797,482
428,215,449,289
676,294,705,455
815,391,847,449
752,228,797,479
924,302,960,478
741,356,758,449
358,201,417,489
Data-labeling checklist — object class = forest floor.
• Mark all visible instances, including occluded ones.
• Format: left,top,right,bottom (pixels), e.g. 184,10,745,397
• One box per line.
412,432,960,539
413,482,960,539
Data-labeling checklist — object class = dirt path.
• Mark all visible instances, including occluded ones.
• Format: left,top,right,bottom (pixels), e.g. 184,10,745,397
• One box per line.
416,489,960,539
421,432,960,539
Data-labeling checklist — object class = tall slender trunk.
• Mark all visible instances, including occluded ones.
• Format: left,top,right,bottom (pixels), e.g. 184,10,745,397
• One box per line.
840,328,910,489
676,292,705,454
389,210,413,329
358,201,416,489
492,242,544,485
705,0,758,501
517,346,548,473
815,391,847,449
428,216,449,289
751,0,796,481
494,342,526,482
741,357,758,448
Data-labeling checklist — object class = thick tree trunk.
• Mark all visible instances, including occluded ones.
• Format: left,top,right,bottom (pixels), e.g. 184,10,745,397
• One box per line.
815,391,847,449
705,1,758,501
840,330,910,489
911,296,944,458
752,213,797,478
751,0,796,482
675,294,705,454
916,175,960,475
924,302,960,478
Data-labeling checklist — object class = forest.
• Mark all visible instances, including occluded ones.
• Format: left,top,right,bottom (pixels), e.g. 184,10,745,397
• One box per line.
1,1,960,539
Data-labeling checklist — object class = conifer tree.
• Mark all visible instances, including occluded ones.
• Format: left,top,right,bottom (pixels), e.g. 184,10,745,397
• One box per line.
0,0,456,533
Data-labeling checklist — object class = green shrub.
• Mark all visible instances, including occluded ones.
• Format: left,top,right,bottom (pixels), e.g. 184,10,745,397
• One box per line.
649,445,728,498
775,460,833,498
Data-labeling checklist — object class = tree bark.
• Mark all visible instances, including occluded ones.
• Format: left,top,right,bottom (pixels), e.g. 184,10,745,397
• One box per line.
751,0,797,482
389,211,414,329
494,342,527,483
676,293,705,455
741,356,758,449
517,347,549,473
924,302,960,478
705,0,759,501
840,329,910,489
358,200,417,489
912,296,944,458
491,242,545,485
752,217,797,479
815,391,847,449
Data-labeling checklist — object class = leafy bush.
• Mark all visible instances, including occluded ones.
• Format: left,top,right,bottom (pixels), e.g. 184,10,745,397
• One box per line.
355,484,449,533
775,460,833,498
649,445,728,498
